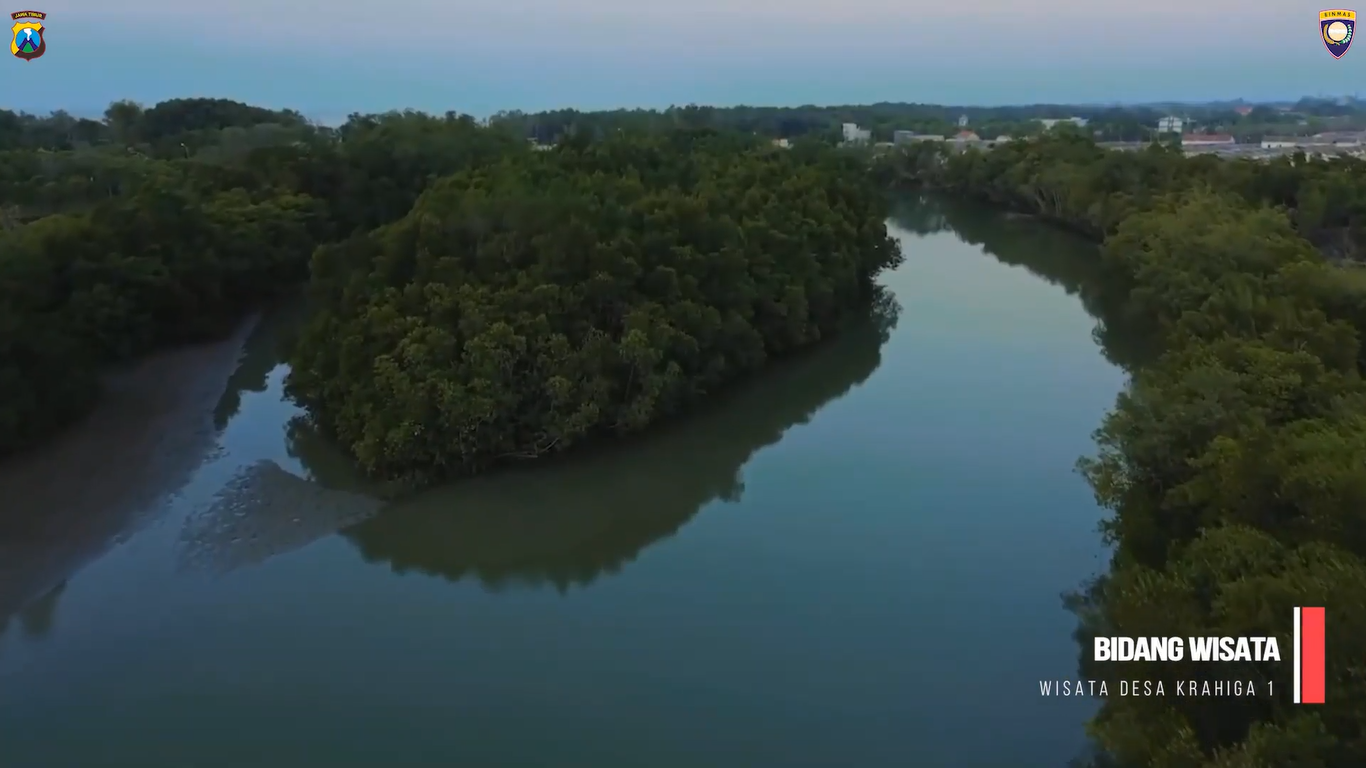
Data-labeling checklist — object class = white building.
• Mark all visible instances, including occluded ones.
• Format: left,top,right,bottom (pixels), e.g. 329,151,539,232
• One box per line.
1183,134,1235,146
958,114,969,128
841,122,872,144
1261,136,1301,149
1157,116,1184,134
1039,117,1090,130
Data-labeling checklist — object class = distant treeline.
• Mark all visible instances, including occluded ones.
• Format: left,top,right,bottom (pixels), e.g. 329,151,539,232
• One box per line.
6,94,1363,157
486,98,1365,145
877,135,1366,764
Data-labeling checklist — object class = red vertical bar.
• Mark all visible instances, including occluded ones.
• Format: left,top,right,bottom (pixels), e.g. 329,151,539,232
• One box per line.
1301,607,1326,704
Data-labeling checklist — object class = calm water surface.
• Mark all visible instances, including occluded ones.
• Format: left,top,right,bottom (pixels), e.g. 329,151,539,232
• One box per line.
0,198,1128,767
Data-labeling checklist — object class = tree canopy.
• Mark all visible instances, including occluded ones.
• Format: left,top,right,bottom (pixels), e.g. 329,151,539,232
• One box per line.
0,100,520,456
285,129,901,485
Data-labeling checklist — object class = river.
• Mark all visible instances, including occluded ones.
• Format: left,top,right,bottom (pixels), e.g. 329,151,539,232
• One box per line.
0,197,1130,768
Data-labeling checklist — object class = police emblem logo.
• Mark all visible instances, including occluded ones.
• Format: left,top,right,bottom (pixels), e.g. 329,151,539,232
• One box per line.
1321,9,1356,59
10,9,45,61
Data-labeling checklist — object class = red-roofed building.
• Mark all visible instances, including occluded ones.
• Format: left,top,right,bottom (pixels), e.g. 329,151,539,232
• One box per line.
1234,106,1254,116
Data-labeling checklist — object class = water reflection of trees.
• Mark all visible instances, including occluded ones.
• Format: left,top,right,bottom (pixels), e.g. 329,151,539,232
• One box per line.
337,293,898,593
178,299,388,574
0,580,67,647
212,302,306,429
890,194,1156,370
893,195,1144,768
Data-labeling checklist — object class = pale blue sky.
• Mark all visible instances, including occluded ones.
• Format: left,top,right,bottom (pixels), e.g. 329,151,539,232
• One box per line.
8,1,1364,118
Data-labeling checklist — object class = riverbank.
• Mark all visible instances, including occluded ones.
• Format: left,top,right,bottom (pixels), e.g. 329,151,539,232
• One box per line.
0,315,259,627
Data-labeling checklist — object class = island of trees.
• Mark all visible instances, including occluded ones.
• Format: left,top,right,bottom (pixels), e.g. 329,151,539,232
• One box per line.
286,131,900,484
4,96,1366,766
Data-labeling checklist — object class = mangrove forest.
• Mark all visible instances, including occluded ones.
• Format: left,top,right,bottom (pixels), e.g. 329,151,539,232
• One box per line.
2,97,1365,766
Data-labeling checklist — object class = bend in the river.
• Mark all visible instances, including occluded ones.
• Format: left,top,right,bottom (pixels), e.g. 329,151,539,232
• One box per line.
0,196,1128,768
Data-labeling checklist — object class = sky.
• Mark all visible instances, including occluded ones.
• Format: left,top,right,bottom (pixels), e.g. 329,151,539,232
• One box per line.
6,1,1365,118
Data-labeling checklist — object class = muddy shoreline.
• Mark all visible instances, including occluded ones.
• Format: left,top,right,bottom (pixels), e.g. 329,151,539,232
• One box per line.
0,316,261,626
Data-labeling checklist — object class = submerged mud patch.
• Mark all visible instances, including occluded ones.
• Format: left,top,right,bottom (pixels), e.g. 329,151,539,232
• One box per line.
0,317,259,626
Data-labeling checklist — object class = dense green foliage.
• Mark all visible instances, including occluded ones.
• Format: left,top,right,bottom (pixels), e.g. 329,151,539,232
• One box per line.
2,100,897,479
0,99,522,456
285,130,900,484
874,134,1366,261
885,137,1366,765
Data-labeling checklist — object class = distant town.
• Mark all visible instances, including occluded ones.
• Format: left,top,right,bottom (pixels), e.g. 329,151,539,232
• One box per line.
826,99,1366,160
501,96,1366,161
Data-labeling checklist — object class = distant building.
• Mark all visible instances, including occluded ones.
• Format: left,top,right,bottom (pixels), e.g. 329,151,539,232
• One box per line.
1183,134,1235,146
893,130,945,144
1157,116,1184,134
953,130,981,142
1263,132,1366,149
994,135,1014,143
958,114,969,128
1234,106,1254,116
771,138,791,148
1312,131,1364,147
841,122,872,144
1261,136,1302,149
1039,117,1089,130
